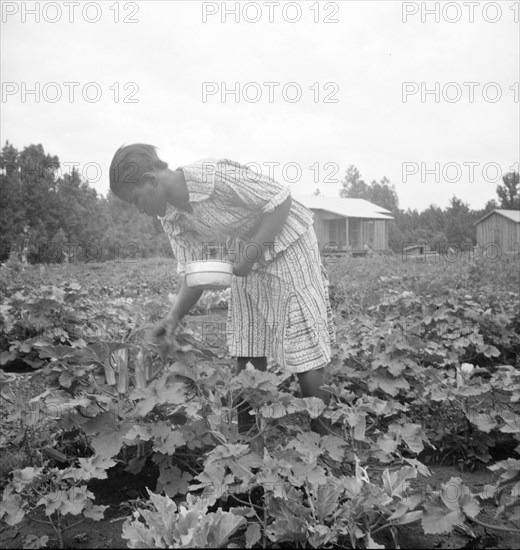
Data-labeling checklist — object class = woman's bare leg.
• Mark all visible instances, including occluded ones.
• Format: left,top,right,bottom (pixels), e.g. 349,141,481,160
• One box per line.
297,367,329,404
297,366,340,436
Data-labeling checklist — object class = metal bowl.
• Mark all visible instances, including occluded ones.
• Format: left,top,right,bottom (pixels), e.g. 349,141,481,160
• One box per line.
184,260,233,290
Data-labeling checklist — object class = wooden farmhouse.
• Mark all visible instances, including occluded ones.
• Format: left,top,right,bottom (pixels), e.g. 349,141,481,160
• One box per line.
293,194,394,254
474,209,520,256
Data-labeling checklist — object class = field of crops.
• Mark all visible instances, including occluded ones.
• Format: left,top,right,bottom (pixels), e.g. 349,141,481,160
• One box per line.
0,252,519,549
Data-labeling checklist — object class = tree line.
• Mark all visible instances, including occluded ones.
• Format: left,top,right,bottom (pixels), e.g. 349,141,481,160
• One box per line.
1,141,518,263
0,141,171,263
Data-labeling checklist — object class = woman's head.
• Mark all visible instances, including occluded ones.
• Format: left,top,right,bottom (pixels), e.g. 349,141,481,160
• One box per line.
109,143,174,216
109,143,168,197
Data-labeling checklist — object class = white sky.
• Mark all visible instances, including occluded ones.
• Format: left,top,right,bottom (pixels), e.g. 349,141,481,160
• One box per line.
1,0,519,211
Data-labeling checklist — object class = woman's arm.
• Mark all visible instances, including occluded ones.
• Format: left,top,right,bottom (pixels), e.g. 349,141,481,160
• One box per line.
251,194,292,252
168,275,204,322
233,195,292,276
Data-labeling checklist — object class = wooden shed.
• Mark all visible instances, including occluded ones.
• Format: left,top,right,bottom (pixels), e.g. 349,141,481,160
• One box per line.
474,209,520,256
293,194,394,254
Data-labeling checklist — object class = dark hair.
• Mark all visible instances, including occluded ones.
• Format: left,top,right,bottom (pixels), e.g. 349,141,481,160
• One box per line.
109,143,168,196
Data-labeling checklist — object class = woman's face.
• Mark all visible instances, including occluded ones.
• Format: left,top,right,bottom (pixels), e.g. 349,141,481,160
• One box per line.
119,180,168,217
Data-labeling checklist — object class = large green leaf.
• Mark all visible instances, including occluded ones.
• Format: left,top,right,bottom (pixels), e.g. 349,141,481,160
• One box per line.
421,503,463,534
0,493,25,526
157,465,192,497
206,509,246,547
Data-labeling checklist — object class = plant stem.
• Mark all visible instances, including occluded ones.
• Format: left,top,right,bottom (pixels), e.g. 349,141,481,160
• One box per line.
110,515,130,523
261,491,268,548
232,494,263,511
56,511,64,549
61,518,86,532
172,455,200,476
468,516,520,533
371,518,421,535
26,515,55,527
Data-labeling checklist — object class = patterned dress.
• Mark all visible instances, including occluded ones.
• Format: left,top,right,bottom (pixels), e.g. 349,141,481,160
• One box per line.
159,159,336,373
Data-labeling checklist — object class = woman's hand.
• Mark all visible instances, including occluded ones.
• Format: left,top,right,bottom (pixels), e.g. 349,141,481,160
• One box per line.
146,315,179,360
233,258,254,277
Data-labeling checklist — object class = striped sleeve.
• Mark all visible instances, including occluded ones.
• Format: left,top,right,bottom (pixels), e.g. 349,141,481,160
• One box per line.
160,218,201,277
215,159,290,214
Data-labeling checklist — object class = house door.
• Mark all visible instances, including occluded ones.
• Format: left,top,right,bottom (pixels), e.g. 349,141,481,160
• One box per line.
327,219,346,250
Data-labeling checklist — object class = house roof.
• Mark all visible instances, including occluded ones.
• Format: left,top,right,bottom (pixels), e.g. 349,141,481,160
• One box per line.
293,194,394,220
473,209,520,226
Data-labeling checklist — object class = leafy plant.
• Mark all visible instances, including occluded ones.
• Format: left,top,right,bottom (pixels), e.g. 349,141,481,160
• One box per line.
122,490,249,548
1,256,519,549
0,457,111,548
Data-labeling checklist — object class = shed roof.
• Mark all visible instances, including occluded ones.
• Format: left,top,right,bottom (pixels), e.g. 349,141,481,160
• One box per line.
473,209,520,226
293,194,394,220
